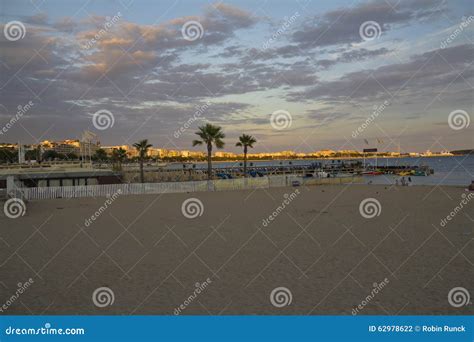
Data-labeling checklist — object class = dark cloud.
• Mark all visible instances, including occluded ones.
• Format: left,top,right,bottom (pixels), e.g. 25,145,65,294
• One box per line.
212,45,244,58
24,13,49,25
292,0,446,48
316,47,392,69
305,110,351,122
289,44,474,103
339,47,392,62
53,17,78,33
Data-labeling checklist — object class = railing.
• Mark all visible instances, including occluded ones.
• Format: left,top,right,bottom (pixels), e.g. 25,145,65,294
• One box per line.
19,175,361,200
0,161,88,170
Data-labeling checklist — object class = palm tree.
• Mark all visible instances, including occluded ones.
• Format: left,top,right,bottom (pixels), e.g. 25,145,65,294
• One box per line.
133,139,152,183
94,148,108,162
111,148,127,171
192,124,225,180
236,134,256,177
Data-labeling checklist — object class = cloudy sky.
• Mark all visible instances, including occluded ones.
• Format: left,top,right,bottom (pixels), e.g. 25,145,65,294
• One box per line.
0,0,473,153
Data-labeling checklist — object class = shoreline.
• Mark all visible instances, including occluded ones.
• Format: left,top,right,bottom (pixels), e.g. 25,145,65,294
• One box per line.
166,154,466,165
0,153,468,170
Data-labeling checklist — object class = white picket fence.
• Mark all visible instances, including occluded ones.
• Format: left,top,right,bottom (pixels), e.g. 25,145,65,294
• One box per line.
20,175,296,200
17,175,362,201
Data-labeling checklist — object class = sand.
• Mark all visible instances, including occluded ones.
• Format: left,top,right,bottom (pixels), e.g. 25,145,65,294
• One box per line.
0,184,473,315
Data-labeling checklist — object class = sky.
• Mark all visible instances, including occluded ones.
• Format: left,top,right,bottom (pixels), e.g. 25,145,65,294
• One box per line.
0,0,473,153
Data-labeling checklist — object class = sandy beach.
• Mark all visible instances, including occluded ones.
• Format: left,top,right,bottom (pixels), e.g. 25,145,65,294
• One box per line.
0,184,472,315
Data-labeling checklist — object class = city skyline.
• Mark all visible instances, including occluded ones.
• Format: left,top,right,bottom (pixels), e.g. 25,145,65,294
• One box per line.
1,0,473,153
0,138,462,159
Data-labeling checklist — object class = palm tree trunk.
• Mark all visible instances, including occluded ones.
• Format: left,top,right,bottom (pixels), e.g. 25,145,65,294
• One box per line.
207,144,212,181
243,146,248,177
139,159,144,183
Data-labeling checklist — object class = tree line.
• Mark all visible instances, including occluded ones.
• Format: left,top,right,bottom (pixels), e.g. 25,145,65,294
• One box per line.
108,123,256,182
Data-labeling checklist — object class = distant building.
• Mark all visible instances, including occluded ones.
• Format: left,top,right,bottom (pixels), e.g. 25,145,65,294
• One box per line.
188,151,206,159
0,143,17,149
214,151,237,158
314,150,336,157
339,150,360,155
41,140,80,155
148,148,162,158
421,150,432,157
40,139,99,157
102,145,138,158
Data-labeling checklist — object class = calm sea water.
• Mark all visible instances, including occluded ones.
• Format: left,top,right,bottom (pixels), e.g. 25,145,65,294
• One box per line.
166,155,474,186
360,155,474,186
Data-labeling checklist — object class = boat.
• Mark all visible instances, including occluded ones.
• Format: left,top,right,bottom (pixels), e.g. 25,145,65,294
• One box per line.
314,171,329,178
362,171,383,176
413,170,428,176
334,173,355,178
397,170,428,176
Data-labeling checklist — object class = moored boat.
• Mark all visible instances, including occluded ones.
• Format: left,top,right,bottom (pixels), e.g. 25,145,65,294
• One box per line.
362,171,383,175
